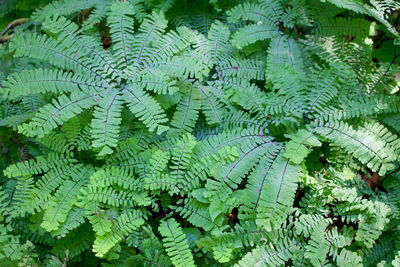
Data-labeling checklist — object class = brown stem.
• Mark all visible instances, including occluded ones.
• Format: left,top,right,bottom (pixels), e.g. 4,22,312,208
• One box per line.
0,34,13,43
0,17,29,37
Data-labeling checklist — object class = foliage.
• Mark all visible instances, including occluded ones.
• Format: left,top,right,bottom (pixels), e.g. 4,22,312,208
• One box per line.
0,0,400,266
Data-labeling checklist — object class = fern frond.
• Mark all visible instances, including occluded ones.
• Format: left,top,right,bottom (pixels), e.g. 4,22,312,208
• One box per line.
91,91,123,155
27,164,84,213
3,152,75,177
10,33,106,80
216,58,265,81
228,81,269,116
32,0,102,21
108,1,135,69
158,218,195,267
198,84,226,125
43,15,117,76
232,23,280,49
315,16,373,38
151,56,207,79
324,0,399,36
172,198,221,232
151,26,193,59
129,69,179,95
51,207,85,238
89,167,139,191
41,166,93,232
19,90,104,138
205,20,231,66
205,137,276,199
336,248,363,266
169,83,202,136
240,146,283,220
144,174,179,195
312,120,398,175
235,238,300,267
146,149,170,180
2,69,107,99
197,221,267,263
304,220,330,266
170,134,197,182
81,0,113,30
256,155,301,231
227,2,284,26
266,36,306,75
105,136,143,165
84,185,151,208
93,210,145,257
179,146,238,194
305,67,339,117
122,85,169,135
130,11,168,67
284,129,322,164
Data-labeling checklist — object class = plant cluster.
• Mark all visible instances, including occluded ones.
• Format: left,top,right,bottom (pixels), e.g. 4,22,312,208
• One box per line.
0,0,400,266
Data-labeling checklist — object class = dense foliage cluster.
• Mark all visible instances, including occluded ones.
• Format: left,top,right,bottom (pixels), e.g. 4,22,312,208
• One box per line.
0,0,400,266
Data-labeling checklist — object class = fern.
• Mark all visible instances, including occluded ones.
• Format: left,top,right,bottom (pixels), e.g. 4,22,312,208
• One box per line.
235,237,300,266
93,210,145,257
122,85,169,135
158,218,195,267
312,120,397,175
255,155,301,231
0,0,400,265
